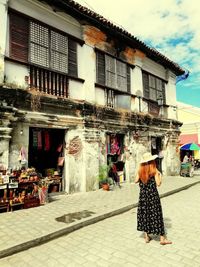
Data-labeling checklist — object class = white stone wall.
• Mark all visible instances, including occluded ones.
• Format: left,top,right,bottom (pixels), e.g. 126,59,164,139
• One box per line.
165,71,177,120
64,129,85,193
9,123,29,169
78,45,96,103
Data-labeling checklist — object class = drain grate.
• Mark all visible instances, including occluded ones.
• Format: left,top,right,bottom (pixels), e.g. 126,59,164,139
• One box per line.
55,210,95,224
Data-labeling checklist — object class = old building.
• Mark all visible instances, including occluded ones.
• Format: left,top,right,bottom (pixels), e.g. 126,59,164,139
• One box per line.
0,0,184,194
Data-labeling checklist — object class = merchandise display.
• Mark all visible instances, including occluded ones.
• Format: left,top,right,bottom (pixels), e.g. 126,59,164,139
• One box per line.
0,167,62,212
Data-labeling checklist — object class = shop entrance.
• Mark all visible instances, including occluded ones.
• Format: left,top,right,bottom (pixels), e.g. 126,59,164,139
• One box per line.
28,127,65,176
106,133,125,184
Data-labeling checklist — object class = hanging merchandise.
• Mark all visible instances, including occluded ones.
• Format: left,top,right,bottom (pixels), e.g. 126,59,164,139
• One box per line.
58,149,65,167
18,147,27,165
57,144,63,153
44,131,50,151
32,130,38,148
110,136,120,155
37,131,42,150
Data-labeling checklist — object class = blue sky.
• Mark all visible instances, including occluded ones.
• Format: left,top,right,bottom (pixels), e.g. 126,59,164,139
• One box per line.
76,0,200,107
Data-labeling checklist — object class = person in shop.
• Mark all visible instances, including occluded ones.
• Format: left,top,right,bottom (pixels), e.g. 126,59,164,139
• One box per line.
182,152,190,163
135,152,172,245
108,162,121,188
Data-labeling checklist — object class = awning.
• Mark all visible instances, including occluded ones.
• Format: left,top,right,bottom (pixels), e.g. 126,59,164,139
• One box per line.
180,134,198,145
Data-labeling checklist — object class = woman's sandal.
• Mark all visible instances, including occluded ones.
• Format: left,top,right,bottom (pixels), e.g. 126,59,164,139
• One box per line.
145,236,152,243
160,240,172,245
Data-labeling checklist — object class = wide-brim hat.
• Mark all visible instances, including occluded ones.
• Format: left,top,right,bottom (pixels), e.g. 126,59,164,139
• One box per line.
140,152,158,164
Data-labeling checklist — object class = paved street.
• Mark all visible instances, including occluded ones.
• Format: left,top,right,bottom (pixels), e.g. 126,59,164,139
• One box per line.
1,183,200,267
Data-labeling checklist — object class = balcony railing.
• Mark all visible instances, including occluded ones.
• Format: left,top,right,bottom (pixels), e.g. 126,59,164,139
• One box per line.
30,65,69,98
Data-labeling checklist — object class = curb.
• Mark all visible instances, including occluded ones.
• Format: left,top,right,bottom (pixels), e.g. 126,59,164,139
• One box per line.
0,180,200,259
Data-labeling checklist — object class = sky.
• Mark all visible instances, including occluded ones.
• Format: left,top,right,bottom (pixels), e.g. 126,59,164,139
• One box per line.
75,0,200,108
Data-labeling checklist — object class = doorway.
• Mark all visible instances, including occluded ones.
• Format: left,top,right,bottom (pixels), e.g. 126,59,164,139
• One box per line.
151,136,163,173
28,127,65,176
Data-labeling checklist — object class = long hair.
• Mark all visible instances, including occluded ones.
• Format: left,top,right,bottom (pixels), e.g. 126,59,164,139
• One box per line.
138,160,157,184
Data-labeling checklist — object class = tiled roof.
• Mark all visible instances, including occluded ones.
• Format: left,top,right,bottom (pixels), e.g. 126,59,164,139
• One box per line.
50,0,185,75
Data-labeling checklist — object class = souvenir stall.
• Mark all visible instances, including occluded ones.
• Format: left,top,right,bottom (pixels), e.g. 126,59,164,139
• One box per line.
0,165,66,213
106,134,125,183
28,127,65,193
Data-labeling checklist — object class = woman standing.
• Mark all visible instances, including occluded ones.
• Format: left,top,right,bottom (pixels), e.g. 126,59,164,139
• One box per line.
135,152,172,245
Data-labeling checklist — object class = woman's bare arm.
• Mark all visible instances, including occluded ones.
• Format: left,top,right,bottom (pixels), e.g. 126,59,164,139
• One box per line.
155,169,162,186
135,173,140,183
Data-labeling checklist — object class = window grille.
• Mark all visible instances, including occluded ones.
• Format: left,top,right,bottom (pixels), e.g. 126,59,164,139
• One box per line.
51,30,68,73
30,21,49,68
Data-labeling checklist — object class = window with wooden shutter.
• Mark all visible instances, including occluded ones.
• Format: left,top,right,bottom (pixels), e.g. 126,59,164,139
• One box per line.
142,72,149,98
68,39,77,77
96,52,130,92
116,61,127,91
105,55,116,88
9,13,29,63
96,51,105,85
127,66,131,93
30,21,49,68
142,72,166,103
51,30,68,73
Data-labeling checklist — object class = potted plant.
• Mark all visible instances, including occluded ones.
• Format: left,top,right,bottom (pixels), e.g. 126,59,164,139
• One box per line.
98,164,113,191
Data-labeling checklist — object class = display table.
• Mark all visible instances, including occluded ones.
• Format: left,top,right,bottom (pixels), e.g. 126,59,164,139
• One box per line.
10,202,24,212
0,202,9,212
48,177,62,193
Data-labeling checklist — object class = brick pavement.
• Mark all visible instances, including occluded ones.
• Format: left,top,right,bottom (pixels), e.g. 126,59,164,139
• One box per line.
0,175,199,259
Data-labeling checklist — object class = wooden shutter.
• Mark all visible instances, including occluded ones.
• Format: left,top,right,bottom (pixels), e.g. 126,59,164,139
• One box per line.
116,61,127,91
96,51,105,85
68,39,77,77
105,55,116,88
9,12,29,63
162,81,166,104
142,72,149,98
127,66,131,93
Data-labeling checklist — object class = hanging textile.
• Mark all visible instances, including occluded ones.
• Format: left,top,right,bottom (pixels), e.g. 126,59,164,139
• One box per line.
37,131,42,150
32,130,38,148
110,136,120,155
44,131,50,151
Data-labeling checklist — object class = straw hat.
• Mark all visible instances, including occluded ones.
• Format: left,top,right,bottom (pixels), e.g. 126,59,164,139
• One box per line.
140,152,158,164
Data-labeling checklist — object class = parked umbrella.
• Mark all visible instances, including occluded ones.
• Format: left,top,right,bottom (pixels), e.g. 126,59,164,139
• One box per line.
180,143,200,151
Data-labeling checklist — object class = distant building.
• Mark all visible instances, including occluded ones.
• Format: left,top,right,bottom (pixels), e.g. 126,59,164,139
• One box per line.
177,101,200,159
0,0,185,193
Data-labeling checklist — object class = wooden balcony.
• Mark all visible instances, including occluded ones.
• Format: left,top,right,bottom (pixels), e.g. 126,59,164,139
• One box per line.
30,65,69,98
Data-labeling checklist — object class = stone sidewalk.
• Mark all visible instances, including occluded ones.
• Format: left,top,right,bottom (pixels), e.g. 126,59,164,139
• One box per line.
0,175,200,259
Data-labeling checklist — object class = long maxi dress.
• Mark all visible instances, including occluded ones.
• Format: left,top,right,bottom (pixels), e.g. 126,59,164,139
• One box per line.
137,176,165,235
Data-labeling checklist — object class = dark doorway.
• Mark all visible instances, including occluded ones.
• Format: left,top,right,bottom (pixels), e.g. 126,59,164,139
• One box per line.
151,136,163,173
28,127,65,176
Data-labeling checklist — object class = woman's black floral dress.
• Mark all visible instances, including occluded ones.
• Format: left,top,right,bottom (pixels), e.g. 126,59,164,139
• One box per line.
137,176,165,235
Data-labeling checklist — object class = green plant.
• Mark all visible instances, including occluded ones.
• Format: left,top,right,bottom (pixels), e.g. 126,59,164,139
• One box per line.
98,164,113,186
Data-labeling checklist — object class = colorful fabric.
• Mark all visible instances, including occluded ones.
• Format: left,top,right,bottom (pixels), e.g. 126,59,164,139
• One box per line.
37,131,42,150
32,131,38,148
44,131,50,151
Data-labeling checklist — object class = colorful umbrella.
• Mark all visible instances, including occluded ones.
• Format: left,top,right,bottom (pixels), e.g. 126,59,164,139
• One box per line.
180,143,200,151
